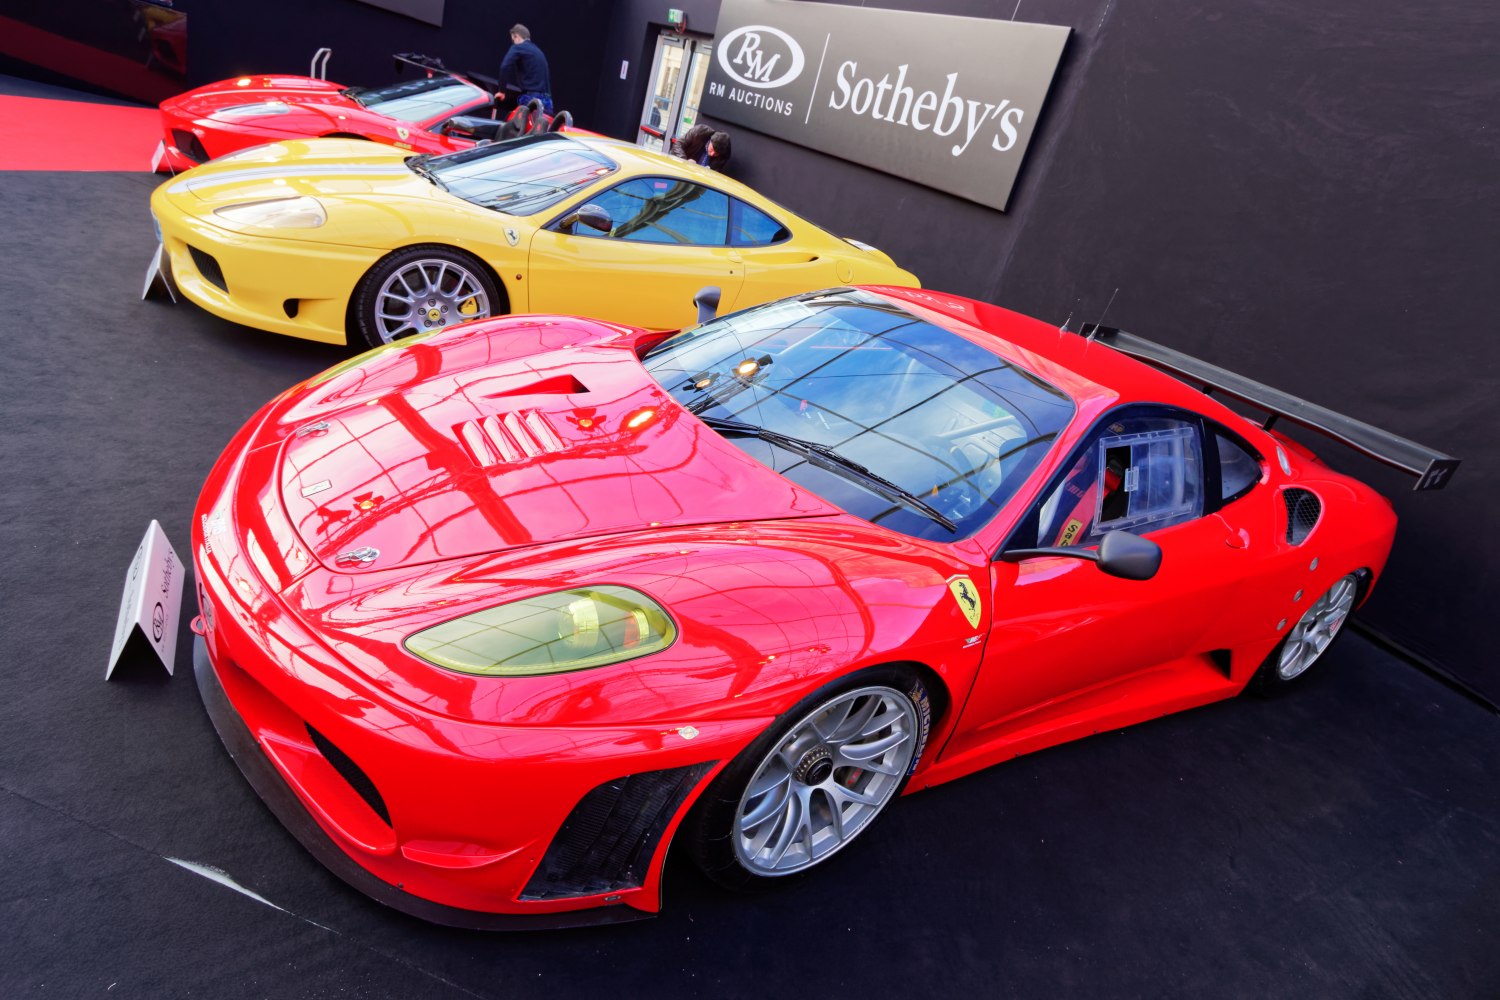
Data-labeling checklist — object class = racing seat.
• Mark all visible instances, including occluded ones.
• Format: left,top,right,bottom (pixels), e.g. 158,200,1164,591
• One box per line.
442,116,504,142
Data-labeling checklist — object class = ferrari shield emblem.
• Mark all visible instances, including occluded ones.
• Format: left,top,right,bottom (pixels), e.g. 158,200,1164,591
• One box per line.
396,126,410,140
504,227,519,246
947,576,982,629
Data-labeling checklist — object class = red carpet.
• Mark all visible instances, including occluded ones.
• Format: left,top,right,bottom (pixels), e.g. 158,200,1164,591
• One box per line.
0,94,160,171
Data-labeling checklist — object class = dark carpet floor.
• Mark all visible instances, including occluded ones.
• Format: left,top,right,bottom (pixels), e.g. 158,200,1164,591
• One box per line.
1,168,1497,998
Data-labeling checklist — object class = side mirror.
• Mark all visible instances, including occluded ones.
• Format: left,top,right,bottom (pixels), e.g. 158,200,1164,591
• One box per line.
999,529,1161,581
693,286,721,325
559,203,612,234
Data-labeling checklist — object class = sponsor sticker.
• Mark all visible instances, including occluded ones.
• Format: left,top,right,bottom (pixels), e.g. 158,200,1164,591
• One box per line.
1058,518,1084,547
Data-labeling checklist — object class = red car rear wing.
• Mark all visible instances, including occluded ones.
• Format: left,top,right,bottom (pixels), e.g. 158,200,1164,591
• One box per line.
1080,326,1460,491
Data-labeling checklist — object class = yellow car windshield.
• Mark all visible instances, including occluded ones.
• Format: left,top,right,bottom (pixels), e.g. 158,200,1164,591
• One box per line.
424,135,618,217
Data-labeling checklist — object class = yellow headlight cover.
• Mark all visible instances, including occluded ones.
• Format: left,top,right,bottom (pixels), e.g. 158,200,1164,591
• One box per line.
404,586,677,677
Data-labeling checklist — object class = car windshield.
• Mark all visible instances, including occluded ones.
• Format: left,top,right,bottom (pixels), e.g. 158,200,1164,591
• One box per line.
643,289,1076,540
423,135,619,216
346,77,485,123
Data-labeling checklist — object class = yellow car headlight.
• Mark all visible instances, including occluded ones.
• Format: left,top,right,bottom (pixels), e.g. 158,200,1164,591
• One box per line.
404,586,677,677
213,196,327,228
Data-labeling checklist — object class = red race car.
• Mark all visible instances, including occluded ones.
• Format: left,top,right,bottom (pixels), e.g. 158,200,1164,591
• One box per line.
189,285,1456,928
154,53,566,172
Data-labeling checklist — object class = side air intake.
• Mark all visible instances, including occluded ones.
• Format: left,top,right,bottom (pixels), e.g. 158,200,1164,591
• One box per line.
1283,488,1322,545
520,762,714,901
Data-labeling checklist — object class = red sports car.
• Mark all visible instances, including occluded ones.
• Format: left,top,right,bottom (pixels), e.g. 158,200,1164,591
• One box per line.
155,57,501,172
189,286,1456,928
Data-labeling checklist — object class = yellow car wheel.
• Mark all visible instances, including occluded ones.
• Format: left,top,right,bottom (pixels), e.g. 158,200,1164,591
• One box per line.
351,245,503,348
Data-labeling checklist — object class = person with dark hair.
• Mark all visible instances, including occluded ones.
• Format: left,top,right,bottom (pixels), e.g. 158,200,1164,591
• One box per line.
672,124,732,171
499,23,552,114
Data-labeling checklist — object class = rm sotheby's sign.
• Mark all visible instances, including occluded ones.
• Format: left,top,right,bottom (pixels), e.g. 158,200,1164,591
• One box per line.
700,0,1069,211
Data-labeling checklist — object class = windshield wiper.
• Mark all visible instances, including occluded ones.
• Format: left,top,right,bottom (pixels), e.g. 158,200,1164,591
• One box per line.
406,156,449,191
340,87,367,108
696,414,957,533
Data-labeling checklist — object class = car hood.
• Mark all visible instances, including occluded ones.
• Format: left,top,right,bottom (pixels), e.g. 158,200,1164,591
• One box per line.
268,317,839,575
157,139,432,209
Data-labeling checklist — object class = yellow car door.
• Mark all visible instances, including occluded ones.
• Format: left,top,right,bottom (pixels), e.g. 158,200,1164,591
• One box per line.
727,197,846,305
526,176,746,330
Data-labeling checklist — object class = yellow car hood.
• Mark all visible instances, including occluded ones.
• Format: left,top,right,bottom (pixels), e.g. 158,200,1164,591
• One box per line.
154,138,491,247
161,138,432,208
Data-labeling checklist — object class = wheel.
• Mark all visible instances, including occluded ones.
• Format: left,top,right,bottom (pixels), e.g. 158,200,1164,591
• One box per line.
685,668,932,891
1248,572,1360,694
350,245,500,348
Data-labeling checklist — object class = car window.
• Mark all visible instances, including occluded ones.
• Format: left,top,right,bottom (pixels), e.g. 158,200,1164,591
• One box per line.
731,199,791,246
427,135,619,216
1033,412,1204,548
581,177,730,245
1215,429,1262,502
349,78,488,124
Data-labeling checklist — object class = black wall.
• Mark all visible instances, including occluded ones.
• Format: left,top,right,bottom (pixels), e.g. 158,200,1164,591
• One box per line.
9,0,1496,695
589,0,1497,700
2,0,612,122
177,0,612,123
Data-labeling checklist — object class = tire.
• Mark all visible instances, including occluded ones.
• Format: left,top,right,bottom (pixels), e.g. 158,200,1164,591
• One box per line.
1248,572,1361,695
350,245,501,348
685,667,932,891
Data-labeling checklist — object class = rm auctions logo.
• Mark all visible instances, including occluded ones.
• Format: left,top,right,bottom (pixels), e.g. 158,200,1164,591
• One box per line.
717,24,805,89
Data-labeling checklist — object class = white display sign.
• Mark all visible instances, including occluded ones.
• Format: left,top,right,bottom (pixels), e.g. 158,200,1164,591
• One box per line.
107,520,185,679
142,243,178,303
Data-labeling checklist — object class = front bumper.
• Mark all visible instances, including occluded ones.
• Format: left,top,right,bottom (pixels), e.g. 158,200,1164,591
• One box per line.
151,193,374,344
194,636,664,930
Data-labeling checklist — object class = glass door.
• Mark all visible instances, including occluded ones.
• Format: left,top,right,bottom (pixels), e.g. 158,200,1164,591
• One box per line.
637,31,714,153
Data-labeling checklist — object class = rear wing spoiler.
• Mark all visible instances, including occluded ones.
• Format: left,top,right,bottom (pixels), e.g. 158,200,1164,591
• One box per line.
1080,325,1460,491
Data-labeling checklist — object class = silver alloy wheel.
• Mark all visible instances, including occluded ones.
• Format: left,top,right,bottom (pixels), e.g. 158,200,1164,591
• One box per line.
372,257,490,343
733,684,918,876
1276,573,1358,680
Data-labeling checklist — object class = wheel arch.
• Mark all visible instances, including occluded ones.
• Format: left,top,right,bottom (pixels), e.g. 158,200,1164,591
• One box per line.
344,242,512,340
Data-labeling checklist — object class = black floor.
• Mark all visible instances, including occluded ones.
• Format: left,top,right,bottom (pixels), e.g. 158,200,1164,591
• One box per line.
1,152,1497,998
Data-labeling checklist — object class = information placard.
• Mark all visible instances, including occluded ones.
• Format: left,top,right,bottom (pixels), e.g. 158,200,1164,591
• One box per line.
107,520,185,679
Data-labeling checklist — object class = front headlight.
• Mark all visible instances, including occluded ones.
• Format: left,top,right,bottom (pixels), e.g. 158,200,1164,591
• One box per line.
213,196,326,228
404,585,677,677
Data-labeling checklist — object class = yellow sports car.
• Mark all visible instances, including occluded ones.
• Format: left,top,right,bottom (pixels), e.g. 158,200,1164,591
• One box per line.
149,133,920,347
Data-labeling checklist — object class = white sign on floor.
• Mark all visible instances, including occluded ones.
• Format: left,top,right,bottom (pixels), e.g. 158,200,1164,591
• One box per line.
107,520,185,679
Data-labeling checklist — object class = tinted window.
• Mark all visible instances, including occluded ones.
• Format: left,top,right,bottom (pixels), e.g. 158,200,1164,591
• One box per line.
731,199,791,246
427,136,618,216
1215,431,1262,501
581,177,729,245
1032,413,1204,548
643,290,1075,540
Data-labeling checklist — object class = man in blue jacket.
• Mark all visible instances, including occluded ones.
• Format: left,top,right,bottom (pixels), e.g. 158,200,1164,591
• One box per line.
500,24,552,114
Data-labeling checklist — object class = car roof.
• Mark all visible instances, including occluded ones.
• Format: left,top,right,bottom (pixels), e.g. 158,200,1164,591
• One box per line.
868,285,1266,433
560,134,802,213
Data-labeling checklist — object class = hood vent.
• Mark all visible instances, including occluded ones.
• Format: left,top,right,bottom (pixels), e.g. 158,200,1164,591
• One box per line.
457,409,565,468
1283,488,1322,545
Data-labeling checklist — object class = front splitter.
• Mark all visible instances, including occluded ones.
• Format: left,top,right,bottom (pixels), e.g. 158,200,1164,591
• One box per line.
192,636,653,931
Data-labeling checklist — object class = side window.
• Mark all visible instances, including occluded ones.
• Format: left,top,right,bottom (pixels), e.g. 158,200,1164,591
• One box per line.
1034,413,1204,548
730,199,791,246
576,177,729,245
1214,429,1262,502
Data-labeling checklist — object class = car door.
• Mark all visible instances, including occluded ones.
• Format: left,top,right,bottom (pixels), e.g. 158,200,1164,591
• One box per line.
942,406,1256,760
728,198,843,308
526,176,746,330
